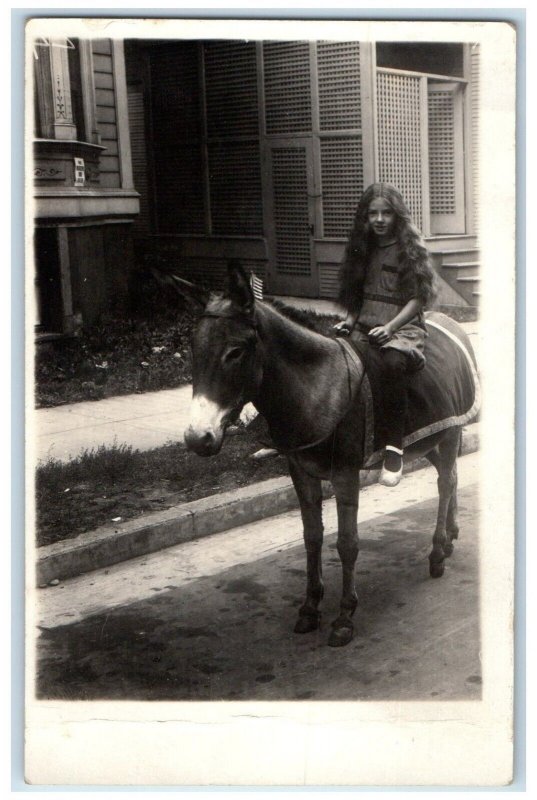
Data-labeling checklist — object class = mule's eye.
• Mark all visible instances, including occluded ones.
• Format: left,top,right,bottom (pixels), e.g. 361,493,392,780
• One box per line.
223,346,243,364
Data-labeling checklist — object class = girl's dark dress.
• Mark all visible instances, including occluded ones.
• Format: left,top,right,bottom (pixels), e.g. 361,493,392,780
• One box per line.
353,241,427,451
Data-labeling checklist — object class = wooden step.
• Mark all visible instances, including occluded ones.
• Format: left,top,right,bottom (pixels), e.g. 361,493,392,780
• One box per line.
441,262,480,279
441,261,480,268
436,250,480,265
452,275,480,306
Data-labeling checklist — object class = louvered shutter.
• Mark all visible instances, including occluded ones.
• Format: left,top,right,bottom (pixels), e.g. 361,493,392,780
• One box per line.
204,42,263,236
208,141,263,235
470,44,480,235
271,145,312,276
376,71,423,231
428,82,465,234
320,138,363,238
204,42,259,137
317,42,363,239
127,87,151,234
263,42,312,134
317,41,361,131
150,44,205,234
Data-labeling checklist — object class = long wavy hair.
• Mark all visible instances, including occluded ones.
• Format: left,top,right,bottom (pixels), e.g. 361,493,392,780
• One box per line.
338,183,437,314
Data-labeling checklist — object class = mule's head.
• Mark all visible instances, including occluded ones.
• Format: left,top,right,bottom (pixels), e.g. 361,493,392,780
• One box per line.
185,261,260,456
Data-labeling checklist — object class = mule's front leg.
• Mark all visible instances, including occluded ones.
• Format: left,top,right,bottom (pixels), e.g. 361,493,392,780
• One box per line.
329,471,360,647
289,460,324,634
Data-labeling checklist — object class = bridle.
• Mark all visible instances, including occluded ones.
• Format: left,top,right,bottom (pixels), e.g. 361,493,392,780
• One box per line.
196,309,260,422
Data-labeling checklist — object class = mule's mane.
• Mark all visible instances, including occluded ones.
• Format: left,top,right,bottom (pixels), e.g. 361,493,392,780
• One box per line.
255,300,334,347
266,299,340,337
202,294,340,346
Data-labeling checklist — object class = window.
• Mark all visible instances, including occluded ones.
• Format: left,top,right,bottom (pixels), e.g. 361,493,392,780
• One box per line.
148,41,263,236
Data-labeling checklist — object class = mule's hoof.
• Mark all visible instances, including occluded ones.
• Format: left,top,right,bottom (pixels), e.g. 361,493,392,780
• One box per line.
294,610,320,634
443,541,454,557
429,560,445,578
328,625,354,647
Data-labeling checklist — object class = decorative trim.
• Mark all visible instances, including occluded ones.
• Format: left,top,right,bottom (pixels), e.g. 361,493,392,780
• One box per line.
34,166,65,180
55,74,66,119
85,165,100,183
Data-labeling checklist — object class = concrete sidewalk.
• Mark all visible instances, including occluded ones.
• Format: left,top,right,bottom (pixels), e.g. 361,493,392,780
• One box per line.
36,385,194,464
35,313,479,465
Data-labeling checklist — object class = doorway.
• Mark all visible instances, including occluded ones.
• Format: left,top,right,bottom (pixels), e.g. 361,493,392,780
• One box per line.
265,138,318,297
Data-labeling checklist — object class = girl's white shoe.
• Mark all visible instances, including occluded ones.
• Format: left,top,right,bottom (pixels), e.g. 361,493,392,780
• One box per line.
379,463,403,487
379,446,403,487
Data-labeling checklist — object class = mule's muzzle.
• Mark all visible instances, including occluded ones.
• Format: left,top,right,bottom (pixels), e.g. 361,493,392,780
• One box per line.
184,425,224,456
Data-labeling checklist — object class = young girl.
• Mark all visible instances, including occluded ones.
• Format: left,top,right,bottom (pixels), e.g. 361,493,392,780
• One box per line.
334,183,437,487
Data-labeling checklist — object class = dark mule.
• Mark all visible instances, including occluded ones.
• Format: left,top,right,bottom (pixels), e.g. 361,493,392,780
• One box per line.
177,262,478,647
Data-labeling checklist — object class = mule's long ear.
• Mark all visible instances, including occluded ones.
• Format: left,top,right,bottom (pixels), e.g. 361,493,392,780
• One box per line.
227,259,254,314
151,268,209,309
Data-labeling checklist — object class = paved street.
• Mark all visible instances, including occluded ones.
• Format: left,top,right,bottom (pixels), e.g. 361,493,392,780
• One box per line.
34,452,481,702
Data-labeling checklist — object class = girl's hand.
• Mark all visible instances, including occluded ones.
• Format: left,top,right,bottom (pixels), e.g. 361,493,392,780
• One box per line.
333,321,352,337
368,325,393,346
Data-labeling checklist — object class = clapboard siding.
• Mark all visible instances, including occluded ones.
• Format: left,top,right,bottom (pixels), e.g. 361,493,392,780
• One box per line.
92,39,112,56
94,71,114,90
99,156,120,173
96,122,118,141
99,138,118,156
99,172,123,189
92,40,120,188
95,87,115,107
93,53,113,74
95,105,117,124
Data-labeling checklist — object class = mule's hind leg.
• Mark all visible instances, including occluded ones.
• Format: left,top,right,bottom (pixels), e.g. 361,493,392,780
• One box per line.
288,459,324,633
428,428,461,578
443,459,459,556
328,469,360,647
426,433,461,558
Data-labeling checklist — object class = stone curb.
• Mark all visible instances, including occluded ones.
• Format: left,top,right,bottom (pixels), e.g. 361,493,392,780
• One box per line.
36,424,480,586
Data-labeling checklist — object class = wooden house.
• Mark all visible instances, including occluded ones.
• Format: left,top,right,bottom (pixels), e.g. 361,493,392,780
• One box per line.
125,38,480,311
32,37,480,335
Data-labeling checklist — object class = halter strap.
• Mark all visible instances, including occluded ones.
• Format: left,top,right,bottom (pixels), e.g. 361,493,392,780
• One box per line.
199,311,258,330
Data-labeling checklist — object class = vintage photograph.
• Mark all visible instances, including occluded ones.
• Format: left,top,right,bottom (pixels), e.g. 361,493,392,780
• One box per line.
25,16,516,786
